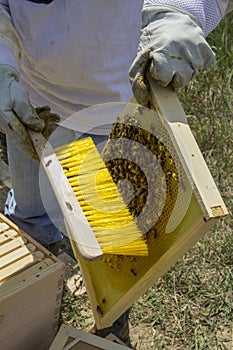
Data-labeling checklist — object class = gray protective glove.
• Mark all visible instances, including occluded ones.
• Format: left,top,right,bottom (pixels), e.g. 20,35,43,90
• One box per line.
35,105,60,139
129,5,216,105
0,64,45,160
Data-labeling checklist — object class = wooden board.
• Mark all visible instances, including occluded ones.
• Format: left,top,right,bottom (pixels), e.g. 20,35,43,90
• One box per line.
69,81,228,329
49,324,129,350
0,213,65,350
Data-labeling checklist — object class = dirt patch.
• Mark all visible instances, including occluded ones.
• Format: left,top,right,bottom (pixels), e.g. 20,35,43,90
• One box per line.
0,132,9,213
0,185,8,213
0,132,7,163
129,323,156,349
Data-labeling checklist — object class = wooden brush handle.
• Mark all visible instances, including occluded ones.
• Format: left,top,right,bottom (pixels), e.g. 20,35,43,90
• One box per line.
147,77,228,218
29,130,103,261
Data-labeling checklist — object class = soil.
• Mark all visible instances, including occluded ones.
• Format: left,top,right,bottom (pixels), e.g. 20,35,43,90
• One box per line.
0,132,8,213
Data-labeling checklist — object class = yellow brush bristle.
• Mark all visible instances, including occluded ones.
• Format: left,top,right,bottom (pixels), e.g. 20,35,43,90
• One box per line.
55,137,148,256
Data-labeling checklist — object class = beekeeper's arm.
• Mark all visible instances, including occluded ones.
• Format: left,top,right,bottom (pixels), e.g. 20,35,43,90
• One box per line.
130,0,233,105
0,1,45,160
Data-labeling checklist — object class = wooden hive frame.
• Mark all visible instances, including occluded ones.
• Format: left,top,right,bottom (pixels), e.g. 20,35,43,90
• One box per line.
49,324,129,350
70,80,228,330
0,213,65,350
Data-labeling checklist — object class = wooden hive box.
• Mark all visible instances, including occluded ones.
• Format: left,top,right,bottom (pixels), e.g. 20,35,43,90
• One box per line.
49,324,129,350
69,80,228,329
0,213,65,350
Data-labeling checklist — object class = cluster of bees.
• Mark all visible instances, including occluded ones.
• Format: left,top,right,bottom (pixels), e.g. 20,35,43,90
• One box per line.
100,106,180,270
102,110,179,234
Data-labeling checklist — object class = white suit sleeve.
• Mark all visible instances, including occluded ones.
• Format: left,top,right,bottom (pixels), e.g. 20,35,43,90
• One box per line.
143,0,232,36
0,1,23,68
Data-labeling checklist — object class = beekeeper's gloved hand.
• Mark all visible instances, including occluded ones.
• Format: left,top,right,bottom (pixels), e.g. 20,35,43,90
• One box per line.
129,5,215,105
0,64,45,161
35,105,61,139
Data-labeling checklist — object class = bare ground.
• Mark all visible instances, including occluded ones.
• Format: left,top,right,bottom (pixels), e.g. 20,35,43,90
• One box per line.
0,132,8,213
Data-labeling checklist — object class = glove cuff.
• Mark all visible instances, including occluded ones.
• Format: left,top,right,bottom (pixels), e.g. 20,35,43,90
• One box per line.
0,63,20,80
0,43,19,70
0,13,23,65
143,1,222,36
142,4,203,32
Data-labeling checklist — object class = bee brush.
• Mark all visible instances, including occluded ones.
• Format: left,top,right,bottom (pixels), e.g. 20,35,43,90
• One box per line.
55,136,148,256
29,131,148,259
29,130,103,261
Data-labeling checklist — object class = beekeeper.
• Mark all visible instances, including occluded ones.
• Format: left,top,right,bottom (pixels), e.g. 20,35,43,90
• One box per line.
0,0,232,343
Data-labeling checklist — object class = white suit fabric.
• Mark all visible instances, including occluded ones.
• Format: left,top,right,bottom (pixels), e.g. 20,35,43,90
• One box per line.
0,0,232,133
0,1,143,133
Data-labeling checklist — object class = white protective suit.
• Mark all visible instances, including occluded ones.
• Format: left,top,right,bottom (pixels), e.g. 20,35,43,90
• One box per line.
0,0,232,134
